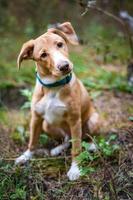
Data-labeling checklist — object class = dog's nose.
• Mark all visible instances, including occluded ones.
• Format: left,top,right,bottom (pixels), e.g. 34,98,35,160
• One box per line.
58,61,70,72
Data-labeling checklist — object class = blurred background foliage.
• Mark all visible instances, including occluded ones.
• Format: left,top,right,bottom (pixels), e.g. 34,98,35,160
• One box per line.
0,0,133,89
0,0,133,35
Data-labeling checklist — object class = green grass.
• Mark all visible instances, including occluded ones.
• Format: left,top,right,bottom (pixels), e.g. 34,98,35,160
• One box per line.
77,135,120,176
0,158,66,200
82,67,133,93
0,134,129,200
0,35,35,88
70,50,133,93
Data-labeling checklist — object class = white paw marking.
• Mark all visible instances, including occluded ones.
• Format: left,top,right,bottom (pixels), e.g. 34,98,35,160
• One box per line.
67,161,81,181
15,150,34,165
50,142,69,156
88,143,97,152
89,112,99,131
50,146,63,156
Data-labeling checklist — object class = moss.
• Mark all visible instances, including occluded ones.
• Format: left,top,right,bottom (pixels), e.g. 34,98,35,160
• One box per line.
126,106,133,115
0,109,8,126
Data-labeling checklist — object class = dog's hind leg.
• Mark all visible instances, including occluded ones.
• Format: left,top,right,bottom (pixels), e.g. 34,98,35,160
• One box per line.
50,134,70,156
83,111,100,153
42,121,70,156
88,112,100,134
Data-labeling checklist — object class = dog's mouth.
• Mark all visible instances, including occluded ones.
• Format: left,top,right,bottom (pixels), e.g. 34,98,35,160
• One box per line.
61,68,72,75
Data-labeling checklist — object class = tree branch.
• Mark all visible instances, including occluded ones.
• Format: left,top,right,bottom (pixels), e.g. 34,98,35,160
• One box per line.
80,1,133,58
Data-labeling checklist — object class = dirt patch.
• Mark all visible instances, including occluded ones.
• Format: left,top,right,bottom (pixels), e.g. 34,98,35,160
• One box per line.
0,127,133,200
0,125,24,158
0,86,28,108
94,91,133,132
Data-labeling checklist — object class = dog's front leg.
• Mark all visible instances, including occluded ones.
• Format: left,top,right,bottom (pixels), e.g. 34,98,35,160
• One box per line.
28,111,43,151
15,112,42,165
15,84,44,165
15,111,43,165
67,118,82,181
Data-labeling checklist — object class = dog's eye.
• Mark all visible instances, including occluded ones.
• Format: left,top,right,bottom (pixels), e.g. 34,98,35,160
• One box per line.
57,42,63,48
41,52,47,58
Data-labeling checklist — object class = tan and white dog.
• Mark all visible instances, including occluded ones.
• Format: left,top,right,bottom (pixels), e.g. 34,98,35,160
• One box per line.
15,22,100,181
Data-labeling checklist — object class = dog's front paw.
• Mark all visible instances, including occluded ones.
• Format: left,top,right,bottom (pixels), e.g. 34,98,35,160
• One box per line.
67,161,80,181
15,149,33,165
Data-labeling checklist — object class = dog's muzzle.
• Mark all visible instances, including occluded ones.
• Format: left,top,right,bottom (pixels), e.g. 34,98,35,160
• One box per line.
57,61,71,74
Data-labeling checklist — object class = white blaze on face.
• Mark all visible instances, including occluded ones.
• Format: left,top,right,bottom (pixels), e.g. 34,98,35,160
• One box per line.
52,51,69,69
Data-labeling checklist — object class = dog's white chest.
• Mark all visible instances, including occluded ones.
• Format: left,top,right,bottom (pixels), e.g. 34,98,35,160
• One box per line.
36,92,67,124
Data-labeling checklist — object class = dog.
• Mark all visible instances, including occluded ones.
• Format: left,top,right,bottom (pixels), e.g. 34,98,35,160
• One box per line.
15,22,100,181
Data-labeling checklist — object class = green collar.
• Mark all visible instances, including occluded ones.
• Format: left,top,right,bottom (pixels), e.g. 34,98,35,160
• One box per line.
36,72,72,88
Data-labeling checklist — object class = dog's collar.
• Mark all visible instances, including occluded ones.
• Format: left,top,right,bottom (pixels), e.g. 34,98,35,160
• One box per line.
36,72,72,88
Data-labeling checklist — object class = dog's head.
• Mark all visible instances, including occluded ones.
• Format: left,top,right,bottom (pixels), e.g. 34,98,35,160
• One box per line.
17,22,78,77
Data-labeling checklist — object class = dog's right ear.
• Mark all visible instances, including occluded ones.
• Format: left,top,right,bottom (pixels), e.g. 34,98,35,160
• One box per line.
17,40,34,69
48,22,79,45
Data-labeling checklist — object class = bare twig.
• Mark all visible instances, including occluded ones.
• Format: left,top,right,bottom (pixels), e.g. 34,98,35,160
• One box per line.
80,1,133,58
1,156,71,162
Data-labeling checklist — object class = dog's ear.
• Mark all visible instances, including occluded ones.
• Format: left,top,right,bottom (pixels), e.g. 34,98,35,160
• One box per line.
48,22,79,45
17,40,34,69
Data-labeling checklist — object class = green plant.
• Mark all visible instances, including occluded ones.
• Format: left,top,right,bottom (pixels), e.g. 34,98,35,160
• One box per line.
82,67,133,93
77,134,120,176
76,142,97,176
20,88,33,109
10,187,26,200
39,134,49,145
98,134,120,157
11,125,27,144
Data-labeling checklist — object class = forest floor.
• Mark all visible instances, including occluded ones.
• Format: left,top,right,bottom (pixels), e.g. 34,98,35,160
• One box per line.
0,43,133,199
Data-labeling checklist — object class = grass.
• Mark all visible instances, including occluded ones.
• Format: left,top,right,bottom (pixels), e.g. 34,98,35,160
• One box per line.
0,35,35,88
82,67,133,93
0,108,28,128
0,130,133,200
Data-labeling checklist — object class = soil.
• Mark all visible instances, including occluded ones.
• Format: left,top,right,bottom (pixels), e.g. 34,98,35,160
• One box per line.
0,87,133,200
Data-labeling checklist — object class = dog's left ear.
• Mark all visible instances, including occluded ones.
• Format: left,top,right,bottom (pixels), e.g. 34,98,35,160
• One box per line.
48,22,79,45
17,40,34,69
